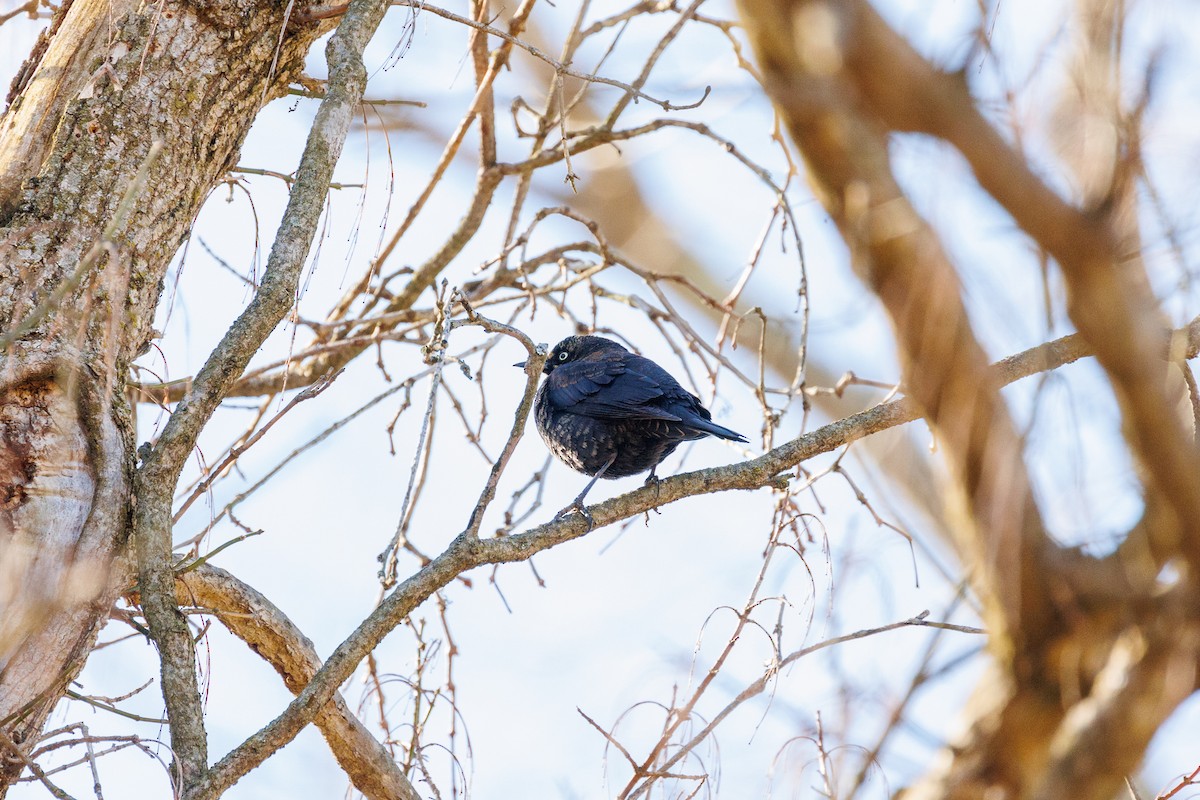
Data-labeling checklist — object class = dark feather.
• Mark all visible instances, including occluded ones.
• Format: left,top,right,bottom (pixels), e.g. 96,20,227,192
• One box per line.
525,335,748,486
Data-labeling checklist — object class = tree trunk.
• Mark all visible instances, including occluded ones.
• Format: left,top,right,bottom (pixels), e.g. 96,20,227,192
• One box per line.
0,0,335,790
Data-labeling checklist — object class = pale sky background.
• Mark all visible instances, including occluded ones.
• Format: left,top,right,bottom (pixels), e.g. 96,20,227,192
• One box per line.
4,0,1200,797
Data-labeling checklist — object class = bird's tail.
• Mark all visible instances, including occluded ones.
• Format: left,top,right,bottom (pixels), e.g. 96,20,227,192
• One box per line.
690,418,749,443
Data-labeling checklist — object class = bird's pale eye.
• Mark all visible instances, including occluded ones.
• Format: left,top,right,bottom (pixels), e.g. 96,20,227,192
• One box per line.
559,351,569,361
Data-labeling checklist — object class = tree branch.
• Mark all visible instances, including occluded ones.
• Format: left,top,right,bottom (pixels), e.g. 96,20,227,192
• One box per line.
1030,590,1200,800
731,1,1200,797
175,565,420,800
184,318,1149,799
133,0,390,790
819,0,1200,574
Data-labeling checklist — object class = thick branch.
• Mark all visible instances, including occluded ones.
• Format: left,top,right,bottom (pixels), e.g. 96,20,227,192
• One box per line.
0,0,337,792
1030,592,1200,800
732,1,1200,798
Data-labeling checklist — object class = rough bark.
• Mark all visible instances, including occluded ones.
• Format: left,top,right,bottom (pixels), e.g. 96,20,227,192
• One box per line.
0,0,336,791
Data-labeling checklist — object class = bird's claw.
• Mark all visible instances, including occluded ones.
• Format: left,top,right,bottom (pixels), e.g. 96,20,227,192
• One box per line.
555,500,595,531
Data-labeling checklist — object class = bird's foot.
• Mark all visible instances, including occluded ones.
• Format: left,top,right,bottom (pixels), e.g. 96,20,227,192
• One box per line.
551,455,612,532
643,468,664,509
554,499,595,531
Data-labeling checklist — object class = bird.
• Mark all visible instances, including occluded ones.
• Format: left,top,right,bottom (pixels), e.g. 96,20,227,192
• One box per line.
515,334,748,523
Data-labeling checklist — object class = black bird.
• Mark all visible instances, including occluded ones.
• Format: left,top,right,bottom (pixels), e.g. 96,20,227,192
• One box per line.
516,335,748,520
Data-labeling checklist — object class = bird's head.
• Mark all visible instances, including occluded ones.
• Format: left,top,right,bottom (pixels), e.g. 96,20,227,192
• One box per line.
514,335,626,374
542,335,627,374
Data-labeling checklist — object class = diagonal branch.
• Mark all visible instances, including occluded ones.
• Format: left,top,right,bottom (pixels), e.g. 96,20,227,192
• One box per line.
732,1,1200,798
185,321,1164,800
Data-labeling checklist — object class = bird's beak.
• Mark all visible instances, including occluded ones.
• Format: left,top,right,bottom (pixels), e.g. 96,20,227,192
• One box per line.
515,344,549,371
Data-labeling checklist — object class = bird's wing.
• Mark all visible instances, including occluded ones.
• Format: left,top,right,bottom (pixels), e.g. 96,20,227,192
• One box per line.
544,351,684,422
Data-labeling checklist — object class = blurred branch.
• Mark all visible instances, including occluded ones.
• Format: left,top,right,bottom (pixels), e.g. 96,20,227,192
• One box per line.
734,0,1200,798
817,0,1200,567
1031,593,1200,800
0,1,43,28
737,0,1054,659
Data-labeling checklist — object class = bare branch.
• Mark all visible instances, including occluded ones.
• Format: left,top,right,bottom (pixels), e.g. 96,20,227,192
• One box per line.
387,0,711,112
176,565,420,800
0,726,77,800
182,316,1134,799
627,612,984,799
133,0,391,789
